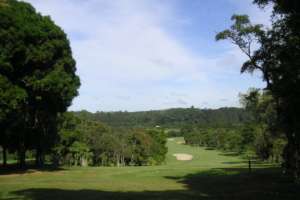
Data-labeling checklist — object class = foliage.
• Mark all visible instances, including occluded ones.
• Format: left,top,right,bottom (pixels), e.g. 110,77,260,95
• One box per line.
0,0,80,167
183,90,286,162
216,0,300,178
183,127,243,153
74,107,251,129
52,113,167,167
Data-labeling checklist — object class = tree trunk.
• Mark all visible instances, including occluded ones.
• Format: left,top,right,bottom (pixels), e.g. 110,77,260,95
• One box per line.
121,155,125,166
130,154,134,165
74,154,78,166
35,148,45,167
2,146,7,166
19,146,26,169
81,157,88,167
116,154,120,167
248,160,252,173
52,153,59,168
294,142,300,180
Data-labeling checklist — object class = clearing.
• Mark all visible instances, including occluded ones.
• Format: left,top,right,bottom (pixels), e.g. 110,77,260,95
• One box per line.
0,137,299,200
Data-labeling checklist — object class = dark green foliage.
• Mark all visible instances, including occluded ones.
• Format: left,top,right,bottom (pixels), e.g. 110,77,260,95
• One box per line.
52,113,92,166
74,107,251,129
146,129,168,164
217,0,300,178
53,113,167,167
0,0,80,167
252,0,300,178
184,90,286,162
253,0,300,14
183,127,244,153
240,89,280,160
165,129,182,137
71,107,250,166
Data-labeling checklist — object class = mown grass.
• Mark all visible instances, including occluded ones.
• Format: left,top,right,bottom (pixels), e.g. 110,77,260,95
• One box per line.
0,137,299,200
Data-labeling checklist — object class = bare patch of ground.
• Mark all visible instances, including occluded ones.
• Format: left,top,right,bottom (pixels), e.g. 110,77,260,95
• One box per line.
173,153,193,161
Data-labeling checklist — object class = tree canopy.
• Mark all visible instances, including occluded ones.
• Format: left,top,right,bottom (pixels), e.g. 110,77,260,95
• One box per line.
74,107,251,129
0,0,80,167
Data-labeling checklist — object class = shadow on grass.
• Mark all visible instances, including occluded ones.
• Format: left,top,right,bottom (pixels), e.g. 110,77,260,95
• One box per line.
221,161,248,165
0,164,65,176
219,152,240,157
5,167,300,200
204,147,216,150
7,189,202,200
172,167,299,200
221,160,269,165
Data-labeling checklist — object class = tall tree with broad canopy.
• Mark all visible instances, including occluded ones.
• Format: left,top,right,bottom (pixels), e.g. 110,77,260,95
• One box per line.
0,0,80,167
216,0,300,178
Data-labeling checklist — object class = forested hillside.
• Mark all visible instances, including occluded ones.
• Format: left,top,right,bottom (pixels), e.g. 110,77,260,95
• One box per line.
74,107,251,128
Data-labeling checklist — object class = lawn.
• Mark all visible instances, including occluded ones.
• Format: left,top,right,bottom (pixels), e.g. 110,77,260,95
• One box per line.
0,137,299,200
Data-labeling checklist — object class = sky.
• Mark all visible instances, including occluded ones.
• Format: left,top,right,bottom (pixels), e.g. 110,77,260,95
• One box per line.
24,0,272,112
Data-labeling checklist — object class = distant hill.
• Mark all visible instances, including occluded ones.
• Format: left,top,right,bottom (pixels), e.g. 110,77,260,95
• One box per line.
73,107,251,128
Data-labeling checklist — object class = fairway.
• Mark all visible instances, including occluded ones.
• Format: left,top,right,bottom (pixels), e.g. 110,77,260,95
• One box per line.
0,138,298,200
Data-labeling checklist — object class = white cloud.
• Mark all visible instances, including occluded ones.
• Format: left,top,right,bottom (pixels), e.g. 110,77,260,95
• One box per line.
24,0,268,112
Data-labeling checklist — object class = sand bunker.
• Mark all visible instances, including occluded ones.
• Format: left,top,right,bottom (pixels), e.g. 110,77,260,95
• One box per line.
168,138,175,141
173,153,193,161
176,141,185,144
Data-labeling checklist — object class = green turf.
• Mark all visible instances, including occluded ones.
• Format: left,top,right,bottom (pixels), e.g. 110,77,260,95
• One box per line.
0,137,299,200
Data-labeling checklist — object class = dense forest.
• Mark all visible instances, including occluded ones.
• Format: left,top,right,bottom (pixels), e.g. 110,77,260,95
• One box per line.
74,107,251,128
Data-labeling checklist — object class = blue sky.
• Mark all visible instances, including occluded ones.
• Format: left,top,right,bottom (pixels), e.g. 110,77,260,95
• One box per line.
25,0,272,112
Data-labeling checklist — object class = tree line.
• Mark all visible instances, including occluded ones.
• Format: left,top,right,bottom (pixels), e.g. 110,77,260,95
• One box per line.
75,107,251,129
52,113,167,167
183,89,286,163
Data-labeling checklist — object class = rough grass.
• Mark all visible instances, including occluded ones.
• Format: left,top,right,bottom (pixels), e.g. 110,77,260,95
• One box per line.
0,137,299,200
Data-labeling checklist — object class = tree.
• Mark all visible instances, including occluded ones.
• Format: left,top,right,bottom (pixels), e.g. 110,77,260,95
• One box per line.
53,113,82,166
0,0,80,167
0,75,27,166
215,15,268,83
146,129,168,164
217,1,300,176
239,89,281,160
253,0,300,179
129,129,153,166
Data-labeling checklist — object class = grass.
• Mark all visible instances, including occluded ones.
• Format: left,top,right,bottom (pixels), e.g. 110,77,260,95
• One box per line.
0,137,299,200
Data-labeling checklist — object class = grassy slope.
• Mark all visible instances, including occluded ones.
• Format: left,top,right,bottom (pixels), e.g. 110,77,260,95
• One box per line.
0,137,299,200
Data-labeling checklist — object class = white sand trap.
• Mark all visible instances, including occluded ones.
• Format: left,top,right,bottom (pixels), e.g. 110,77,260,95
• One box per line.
168,138,175,141
173,153,193,161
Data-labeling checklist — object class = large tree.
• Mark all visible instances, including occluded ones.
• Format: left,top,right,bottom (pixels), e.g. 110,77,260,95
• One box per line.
216,0,300,178
0,0,80,167
0,75,27,166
